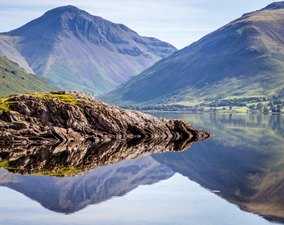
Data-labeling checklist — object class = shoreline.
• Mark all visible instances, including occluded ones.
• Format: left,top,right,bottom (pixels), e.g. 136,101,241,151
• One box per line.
141,110,283,115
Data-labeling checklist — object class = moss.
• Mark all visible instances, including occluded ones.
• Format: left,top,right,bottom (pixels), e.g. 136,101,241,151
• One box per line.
0,159,9,168
0,97,10,103
0,102,12,112
0,159,16,170
0,101,19,112
33,166,80,177
29,94,79,102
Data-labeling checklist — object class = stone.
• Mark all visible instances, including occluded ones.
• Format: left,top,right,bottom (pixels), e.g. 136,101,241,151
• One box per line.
0,91,213,144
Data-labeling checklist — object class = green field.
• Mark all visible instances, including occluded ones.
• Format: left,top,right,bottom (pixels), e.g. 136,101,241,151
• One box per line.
0,56,58,97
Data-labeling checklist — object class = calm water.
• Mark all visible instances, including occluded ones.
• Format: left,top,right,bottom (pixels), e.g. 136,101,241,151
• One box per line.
0,113,284,225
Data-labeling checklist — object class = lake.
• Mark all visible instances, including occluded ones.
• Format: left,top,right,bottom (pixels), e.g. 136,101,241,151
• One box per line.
0,113,283,225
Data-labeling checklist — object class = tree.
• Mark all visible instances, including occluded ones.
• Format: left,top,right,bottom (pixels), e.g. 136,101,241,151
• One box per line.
257,103,263,112
249,104,256,110
276,104,282,112
268,101,273,107
270,104,276,112
263,106,269,114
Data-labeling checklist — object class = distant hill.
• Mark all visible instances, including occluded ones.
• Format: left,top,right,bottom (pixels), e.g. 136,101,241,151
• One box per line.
100,2,284,106
0,55,58,97
0,5,176,96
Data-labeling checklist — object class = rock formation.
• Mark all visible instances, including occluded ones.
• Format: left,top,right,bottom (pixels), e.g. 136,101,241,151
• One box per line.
0,91,212,145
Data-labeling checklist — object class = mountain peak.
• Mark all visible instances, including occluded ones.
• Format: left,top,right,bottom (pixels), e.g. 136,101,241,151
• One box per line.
0,5,177,97
43,5,87,17
262,1,284,10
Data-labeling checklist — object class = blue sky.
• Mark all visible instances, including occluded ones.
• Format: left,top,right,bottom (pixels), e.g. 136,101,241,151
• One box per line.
0,0,276,49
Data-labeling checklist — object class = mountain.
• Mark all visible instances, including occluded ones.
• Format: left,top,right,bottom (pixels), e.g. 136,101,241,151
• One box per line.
100,2,284,106
0,55,58,97
0,5,176,96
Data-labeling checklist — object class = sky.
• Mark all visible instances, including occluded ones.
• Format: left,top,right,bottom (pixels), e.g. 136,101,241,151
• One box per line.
0,0,277,49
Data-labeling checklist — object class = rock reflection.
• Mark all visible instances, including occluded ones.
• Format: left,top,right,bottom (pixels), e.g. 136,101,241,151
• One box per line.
0,134,208,177
0,134,211,214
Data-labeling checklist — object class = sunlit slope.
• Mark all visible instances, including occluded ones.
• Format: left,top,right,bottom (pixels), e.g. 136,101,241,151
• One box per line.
0,5,176,96
0,55,58,97
101,2,284,105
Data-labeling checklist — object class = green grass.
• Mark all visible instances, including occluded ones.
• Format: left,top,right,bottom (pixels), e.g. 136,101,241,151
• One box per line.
0,55,59,98
46,63,112,97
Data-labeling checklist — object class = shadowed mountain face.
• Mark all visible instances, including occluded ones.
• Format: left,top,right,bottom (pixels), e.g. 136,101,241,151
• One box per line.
0,156,174,214
0,5,176,96
100,2,284,105
151,114,284,224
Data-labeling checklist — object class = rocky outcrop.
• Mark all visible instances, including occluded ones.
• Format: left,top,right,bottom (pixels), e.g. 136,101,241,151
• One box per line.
0,91,212,145
0,135,202,177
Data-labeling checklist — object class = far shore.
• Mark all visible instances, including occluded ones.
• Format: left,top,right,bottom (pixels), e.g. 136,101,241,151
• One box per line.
141,110,283,115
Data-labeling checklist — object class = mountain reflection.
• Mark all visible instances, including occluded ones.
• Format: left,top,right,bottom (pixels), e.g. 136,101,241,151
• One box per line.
151,113,284,224
1,114,284,224
0,156,174,214
0,135,208,214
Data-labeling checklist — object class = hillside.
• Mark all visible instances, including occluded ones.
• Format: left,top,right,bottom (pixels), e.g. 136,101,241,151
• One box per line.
100,2,284,106
0,55,58,97
0,5,176,96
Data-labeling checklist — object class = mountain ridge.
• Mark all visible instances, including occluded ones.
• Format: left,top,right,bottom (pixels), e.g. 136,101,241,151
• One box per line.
0,5,176,96
100,2,284,106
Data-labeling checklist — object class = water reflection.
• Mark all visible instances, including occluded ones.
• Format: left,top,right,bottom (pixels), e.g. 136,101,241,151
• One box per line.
0,114,284,224
151,113,284,223
0,135,204,176
0,156,174,214
0,135,208,214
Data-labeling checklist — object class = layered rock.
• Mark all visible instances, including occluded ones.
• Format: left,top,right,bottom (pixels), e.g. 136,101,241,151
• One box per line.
0,91,212,145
